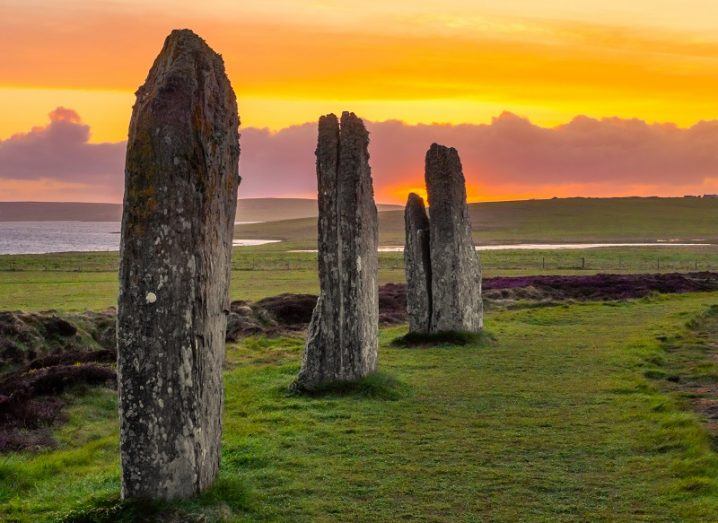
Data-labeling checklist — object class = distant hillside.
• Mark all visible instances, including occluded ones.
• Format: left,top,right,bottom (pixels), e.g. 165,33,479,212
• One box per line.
0,202,122,222
234,198,402,222
0,199,402,223
234,197,718,246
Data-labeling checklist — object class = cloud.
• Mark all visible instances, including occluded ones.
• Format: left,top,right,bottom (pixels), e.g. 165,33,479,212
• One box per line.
0,108,125,200
241,113,718,202
4,107,718,203
239,123,316,198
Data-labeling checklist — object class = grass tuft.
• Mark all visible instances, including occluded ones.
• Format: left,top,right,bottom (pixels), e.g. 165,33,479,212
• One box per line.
57,495,165,523
56,476,251,523
391,329,496,348
288,371,409,400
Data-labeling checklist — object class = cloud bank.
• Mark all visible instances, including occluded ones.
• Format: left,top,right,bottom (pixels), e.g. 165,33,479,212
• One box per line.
241,112,718,201
0,108,125,201
3,108,718,203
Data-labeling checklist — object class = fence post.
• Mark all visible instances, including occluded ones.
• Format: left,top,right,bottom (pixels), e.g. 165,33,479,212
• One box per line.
581,257,585,270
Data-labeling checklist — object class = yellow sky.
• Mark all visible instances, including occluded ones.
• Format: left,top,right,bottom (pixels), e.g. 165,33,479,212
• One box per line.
2,0,718,142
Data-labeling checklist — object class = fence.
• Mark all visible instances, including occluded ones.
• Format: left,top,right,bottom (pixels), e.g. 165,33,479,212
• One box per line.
4,249,718,274
229,251,718,273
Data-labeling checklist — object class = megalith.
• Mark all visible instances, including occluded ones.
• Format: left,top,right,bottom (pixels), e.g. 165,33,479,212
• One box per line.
424,144,483,332
117,29,240,500
294,112,379,391
404,193,432,333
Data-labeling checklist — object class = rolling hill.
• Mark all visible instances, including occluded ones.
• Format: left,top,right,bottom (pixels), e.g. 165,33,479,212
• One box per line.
234,197,718,246
233,198,402,222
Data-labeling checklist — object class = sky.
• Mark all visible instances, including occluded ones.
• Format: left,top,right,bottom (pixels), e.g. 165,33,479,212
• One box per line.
2,0,718,203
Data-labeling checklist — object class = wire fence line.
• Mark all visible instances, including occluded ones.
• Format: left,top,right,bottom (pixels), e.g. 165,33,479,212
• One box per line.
227,257,718,272
4,252,718,273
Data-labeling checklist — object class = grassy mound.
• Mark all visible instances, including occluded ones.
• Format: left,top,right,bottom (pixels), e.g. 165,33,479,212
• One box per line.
57,476,250,523
391,329,496,348
288,371,409,400
0,362,115,452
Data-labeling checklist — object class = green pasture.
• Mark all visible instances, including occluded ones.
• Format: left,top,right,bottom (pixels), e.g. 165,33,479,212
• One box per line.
2,245,718,311
2,294,718,520
235,197,718,247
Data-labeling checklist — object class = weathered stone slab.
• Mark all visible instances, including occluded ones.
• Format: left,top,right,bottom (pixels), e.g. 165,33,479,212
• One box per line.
294,112,379,390
425,144,483,333
117,29,240,500
404,193,432,333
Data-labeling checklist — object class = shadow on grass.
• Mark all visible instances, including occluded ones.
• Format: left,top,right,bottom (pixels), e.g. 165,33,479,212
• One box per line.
288,371,409,401
391,329,496,348
57,475,251,523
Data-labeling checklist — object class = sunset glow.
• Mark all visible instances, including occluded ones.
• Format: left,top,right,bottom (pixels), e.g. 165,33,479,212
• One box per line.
2,1,718,202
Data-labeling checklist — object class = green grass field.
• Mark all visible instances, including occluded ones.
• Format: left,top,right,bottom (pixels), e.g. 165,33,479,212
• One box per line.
4,197,718,520
2,293,718,521
235,197,718,247
2,244,718,311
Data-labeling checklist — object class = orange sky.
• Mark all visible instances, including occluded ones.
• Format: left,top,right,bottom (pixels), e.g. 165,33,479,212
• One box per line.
2,1,718,202
3,1,718,140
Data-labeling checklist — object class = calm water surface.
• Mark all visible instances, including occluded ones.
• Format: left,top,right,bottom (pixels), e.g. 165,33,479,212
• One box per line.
1,222,711,256
0,222,276,255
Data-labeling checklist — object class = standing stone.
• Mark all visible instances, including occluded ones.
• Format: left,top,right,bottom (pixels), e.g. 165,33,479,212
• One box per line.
117,29,240,500
425,144,483,332
294,112,379,390
404,193,432,333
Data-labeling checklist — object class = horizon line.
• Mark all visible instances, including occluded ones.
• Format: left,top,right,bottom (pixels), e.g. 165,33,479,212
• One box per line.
3,195,717,207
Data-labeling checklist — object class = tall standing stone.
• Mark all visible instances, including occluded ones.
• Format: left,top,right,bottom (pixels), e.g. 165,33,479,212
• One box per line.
404,193,432,333
294,112,379,390
425,144,483,332
117,29,240,500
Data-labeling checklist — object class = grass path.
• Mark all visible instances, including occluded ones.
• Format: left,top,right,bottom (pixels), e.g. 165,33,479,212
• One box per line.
2,294,718,520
